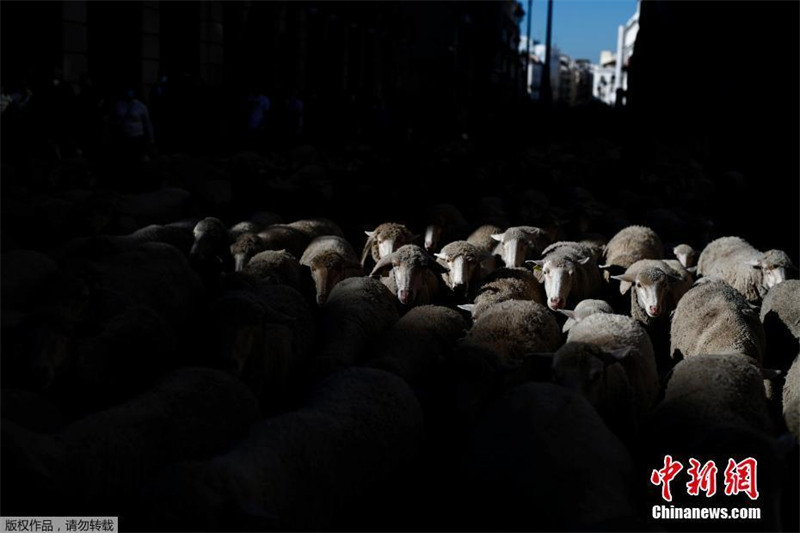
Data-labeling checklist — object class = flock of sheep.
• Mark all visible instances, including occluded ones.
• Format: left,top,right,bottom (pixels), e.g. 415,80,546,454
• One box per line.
1,139,799,532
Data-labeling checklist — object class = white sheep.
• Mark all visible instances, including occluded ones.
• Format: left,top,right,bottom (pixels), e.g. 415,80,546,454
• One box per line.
421,203,470,252
458,267,545,320
559,298,614,333
672,243,698,269
490,225,550,268
600,225,663,274
610,259,691,323
560,313,660,425
462,383,637,531
360,222,415,269
370,244,448,307
433,240,485,300
461,299,561,363
529,241,602,311
466,223,504,274
670,279,766,364
134,367,424,532
652,352,774,436
300,236,362,306
697,236,796,303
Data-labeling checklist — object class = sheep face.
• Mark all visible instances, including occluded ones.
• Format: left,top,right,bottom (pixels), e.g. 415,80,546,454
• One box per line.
191,218,227,258
761,266,786,291
492,227,547,268
392,263,425,305
673,244,697,269
371,245,447,305
533,256,589,311
752,250,795,290
613,268,675,318
424,224,442,252
309,260,345,306
436,255,478,294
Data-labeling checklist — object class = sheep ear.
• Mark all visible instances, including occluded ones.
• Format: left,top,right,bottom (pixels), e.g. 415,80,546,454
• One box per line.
364,230,375,238
578,256,591,265
761,368,782,381
610,273,635,294
457,303,475,313
369,252,395,277
745,259,762,269
558,309,575,319
434,252,447,260
686,266,697,274
491,233,505,242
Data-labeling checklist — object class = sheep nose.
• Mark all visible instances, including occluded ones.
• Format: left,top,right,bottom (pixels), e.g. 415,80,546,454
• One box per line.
424,240,434,250
317,293,327,306
399,289,412,304
649,305,660,316
549,297,564,310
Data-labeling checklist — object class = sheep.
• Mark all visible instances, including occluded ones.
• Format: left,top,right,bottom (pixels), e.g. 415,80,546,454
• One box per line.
300,236,362,306
600,225,663,276
190,216,229,260
257,224,312,259
760,279,800,371
230,233,269,272
784,355,800,439
559,298,614,333
560,313,660,425
462,383,638,531
650,352,774,438
466,223,504,255
673,243,698,269
314,277,400,377
458,268,544,320
288,217,345,239
670,279,766,365
528,241,603,311
243,249,307,294
466,223,504,274
610,259,691,324
368,305,469,389
461,300,561,364
433,240,485,300
697,236,797,303
133,367,424,532
422,203,469,252
360,222,415,269
370,244,448,307
490,225,550,268
2,367,260,517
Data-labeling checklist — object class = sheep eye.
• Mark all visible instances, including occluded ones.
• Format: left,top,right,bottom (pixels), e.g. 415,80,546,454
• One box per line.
543,269,550,275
